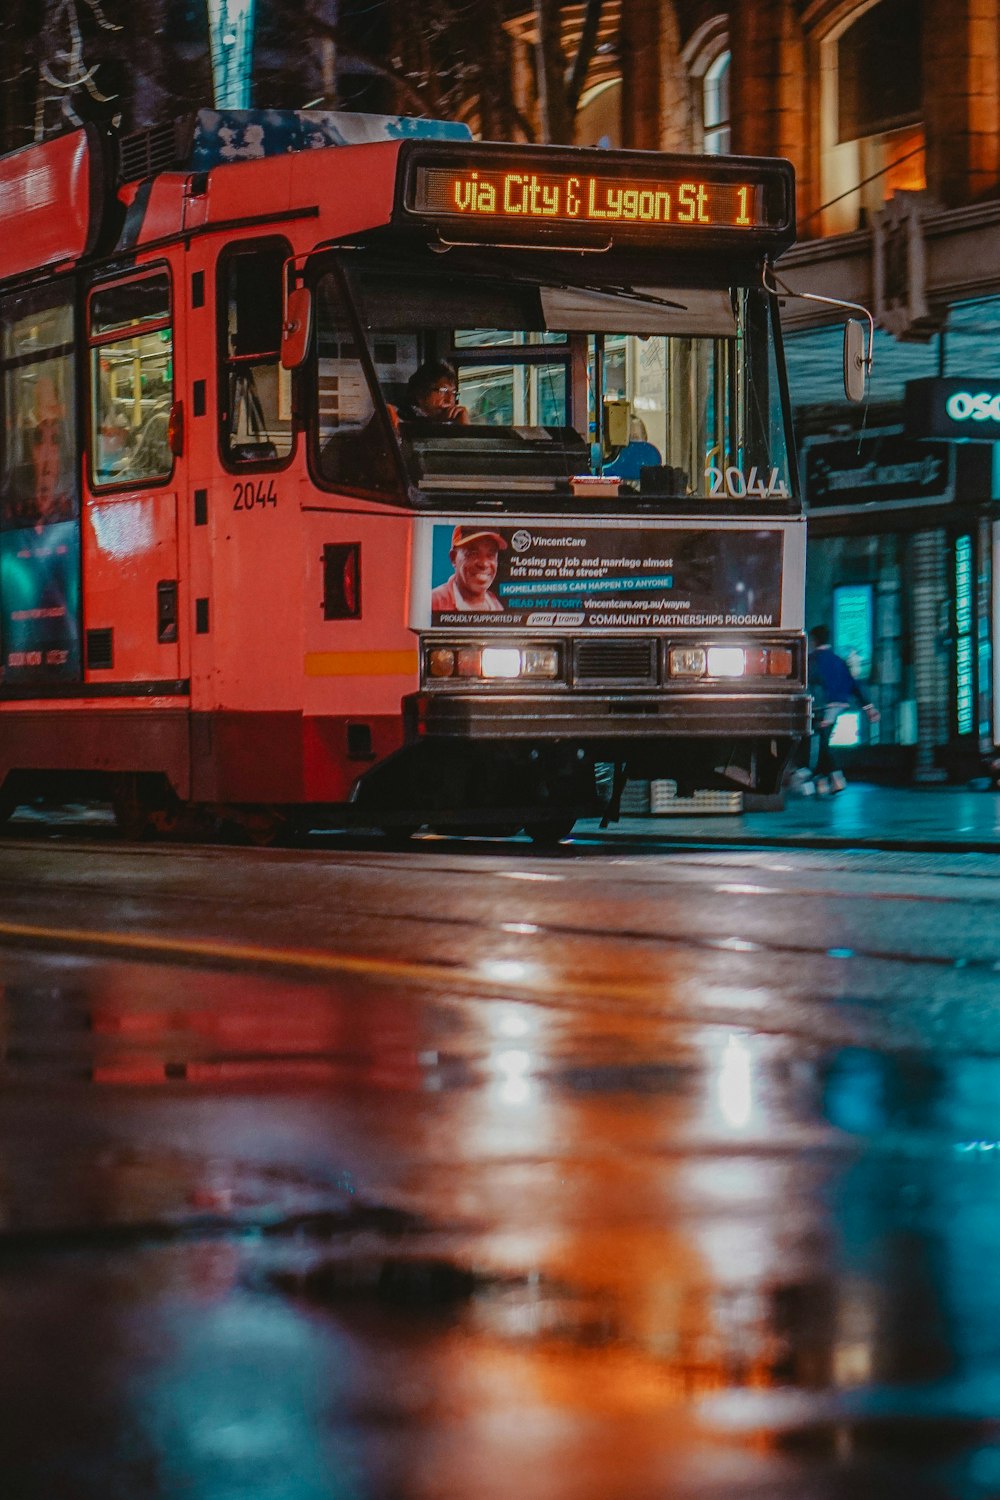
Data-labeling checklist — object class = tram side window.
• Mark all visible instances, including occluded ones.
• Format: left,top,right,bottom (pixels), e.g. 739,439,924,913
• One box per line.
88,272,174,487
0,285,83,687
313,278,401,498
0,289,77,528
220,243,293,465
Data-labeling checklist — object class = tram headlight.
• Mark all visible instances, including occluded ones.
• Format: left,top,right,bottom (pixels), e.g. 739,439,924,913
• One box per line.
481,647,523,678
706,646,747,677
667,643,797,680
668,647,707,677
519,646,560,678
455,647,483,677
425,643,561,682
428,648,456,677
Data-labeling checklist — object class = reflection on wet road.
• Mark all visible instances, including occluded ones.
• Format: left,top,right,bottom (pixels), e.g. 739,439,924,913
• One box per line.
3,839,1000,1497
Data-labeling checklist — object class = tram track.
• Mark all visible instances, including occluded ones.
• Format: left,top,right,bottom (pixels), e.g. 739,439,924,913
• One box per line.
6,810,1000,864
4,826,1000,912
5,800,1000,864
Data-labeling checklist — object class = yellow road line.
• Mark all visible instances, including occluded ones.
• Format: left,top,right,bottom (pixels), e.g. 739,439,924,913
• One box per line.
0,916,659,1006
0,917,461,983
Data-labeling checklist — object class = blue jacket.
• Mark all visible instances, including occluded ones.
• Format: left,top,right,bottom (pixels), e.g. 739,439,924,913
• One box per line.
808,644,869,708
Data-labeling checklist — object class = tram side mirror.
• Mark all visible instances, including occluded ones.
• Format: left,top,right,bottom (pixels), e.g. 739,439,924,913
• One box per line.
281,286,313,370
844,318,868,404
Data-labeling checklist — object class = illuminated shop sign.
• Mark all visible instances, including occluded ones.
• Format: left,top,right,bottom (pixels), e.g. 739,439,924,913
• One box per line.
905,377,1000,440
833,583,873,680
955,533,974,736
946,391,1000,424
401,150,794,243
802,429,954,509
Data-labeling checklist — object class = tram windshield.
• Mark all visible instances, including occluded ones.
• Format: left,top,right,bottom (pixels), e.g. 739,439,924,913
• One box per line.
312,259,793,507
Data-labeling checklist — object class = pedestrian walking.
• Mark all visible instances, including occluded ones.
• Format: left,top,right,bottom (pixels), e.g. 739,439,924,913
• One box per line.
803,624,879,794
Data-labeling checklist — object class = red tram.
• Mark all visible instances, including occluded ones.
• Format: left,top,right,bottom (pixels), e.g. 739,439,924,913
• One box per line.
0,109,810,839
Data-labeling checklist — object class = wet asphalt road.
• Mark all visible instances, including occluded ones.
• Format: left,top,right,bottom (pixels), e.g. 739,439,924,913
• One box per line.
3,832,1000,1498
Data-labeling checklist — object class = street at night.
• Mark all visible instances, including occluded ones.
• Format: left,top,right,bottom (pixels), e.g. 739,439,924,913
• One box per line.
5,792,1000,1497
4,1,1000,1496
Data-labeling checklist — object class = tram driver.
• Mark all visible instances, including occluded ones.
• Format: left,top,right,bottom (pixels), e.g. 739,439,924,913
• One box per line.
392,360,470,427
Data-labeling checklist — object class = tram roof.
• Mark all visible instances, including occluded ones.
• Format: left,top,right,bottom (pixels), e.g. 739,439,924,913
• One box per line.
0,108,795,288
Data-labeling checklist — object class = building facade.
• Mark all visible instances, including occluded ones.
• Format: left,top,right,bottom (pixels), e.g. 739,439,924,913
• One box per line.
497,0,1000,784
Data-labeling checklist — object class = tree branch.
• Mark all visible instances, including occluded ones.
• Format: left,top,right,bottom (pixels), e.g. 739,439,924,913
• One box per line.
566,0,604,116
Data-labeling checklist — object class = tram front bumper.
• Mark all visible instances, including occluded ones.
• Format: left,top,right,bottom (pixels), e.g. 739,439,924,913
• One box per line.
407,690,812,743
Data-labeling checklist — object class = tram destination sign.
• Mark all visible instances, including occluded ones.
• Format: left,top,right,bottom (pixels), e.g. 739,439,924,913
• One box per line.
414,165,766,229
400,147,795,244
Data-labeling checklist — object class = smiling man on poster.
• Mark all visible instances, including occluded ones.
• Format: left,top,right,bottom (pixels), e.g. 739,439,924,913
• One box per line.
430,525,507,614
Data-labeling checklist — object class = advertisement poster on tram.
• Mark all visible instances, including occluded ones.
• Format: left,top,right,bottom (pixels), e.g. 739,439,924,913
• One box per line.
417,521,786,630
0,521,82,684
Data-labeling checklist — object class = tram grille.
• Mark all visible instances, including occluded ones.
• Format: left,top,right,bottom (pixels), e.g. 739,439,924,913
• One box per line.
118,118,193,182
86,628,113,671
574,639,656,684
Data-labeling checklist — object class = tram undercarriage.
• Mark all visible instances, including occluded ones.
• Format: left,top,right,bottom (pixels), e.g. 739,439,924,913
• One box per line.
0,701,805,843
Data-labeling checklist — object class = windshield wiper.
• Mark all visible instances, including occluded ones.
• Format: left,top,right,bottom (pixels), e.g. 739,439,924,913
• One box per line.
567,283,687,310
504,268,688,311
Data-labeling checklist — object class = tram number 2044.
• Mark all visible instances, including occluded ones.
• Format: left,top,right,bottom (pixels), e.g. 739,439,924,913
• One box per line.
705,466,790,500
233,479,279,511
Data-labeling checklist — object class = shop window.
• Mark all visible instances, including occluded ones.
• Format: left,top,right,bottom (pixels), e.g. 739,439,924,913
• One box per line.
219,242,293,466
89,271,174,487
818,0,925,235
575,78,622,149
837,0,920,141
